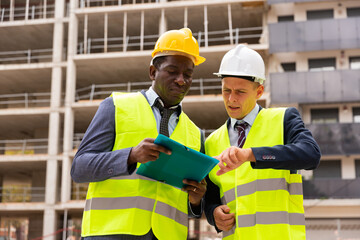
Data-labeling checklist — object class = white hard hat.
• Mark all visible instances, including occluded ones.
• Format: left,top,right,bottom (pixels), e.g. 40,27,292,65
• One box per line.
214,44,265,84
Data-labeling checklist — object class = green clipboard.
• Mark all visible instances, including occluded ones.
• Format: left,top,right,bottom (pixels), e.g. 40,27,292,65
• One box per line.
136,134,219,189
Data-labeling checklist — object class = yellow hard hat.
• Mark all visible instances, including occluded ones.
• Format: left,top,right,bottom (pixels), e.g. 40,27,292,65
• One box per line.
151,28,206,66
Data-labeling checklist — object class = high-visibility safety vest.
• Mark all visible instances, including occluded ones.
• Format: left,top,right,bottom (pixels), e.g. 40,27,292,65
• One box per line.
206,108,306,240
81,92,201,239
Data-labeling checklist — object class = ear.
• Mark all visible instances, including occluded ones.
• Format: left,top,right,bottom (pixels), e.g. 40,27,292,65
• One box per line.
149,65,156,81
256,84,264,100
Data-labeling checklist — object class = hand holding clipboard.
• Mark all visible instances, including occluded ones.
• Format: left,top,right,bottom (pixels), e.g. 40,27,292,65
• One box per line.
136,134,219,189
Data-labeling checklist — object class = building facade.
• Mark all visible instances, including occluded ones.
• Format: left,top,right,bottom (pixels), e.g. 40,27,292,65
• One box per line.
267,0,360,239
0,0,359,239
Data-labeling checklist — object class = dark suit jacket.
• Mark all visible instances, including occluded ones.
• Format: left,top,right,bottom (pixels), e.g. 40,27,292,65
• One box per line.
204,107,321,229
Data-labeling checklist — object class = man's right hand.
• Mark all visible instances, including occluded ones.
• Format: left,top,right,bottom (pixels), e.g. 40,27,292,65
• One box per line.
214,205,236,231
128,138,171,165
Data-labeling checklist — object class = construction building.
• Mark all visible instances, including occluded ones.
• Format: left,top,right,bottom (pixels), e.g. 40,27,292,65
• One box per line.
0,0,359,239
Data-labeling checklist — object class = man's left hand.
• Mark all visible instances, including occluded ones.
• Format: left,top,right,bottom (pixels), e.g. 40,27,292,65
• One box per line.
182,179,207,206
216,147,255,176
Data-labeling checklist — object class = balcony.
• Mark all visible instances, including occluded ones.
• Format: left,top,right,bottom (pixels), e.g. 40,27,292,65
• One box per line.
0,0,69,23
0,92,51,109
0,48,54,64
303,178,360,199
77,27,263,54
0,3,55,22
0,139,49,155
270,69,360,105
268,0,330,4
75,78,222,102
306,123,360,156
79,0,158,8
0,186,45,202
269,17,360,53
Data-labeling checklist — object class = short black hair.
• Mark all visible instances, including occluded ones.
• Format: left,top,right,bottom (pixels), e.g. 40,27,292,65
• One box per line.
152,56,168,69
152,55,195,69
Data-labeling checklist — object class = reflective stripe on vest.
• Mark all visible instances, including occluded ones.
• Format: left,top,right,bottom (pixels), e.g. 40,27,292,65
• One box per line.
85,196,155,212
84,196,188,227
223,227,235,238
222,212,305,237
154,201,188,227
206,108,306,240
111,173,158,181
222,178,303,204
237,212,305,227
81,92,201,239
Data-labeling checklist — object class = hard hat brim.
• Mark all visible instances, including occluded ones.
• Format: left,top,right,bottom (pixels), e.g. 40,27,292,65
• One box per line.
194,55,206,66
213,72,265,84
152,49,206,66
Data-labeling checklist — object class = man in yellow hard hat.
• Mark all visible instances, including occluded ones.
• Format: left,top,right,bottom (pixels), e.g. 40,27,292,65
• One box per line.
71,28,206,240
204,44,321,240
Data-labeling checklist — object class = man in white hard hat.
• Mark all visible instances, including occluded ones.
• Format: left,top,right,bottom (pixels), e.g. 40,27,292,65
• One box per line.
204,44,321,240
71,28,207,240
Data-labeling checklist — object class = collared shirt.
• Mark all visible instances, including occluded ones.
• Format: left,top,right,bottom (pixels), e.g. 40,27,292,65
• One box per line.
71,88,204,229
146,87,181,136
228,104,259,147
72,88,202,183
146,87,203,217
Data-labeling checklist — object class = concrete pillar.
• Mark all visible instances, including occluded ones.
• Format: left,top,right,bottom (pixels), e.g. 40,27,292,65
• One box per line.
301,106,311,124
62,0,78,205
25,0,29,20
140,11,144,51
0,175,3,202
184,7,188,28
43,0,64,237
62,106,75,203
337,50,349,70
159,9,167,35
268,3,294,24
84,14,88,53
43,209,57,237
10,0,14,21
104,13,108,53
335,2,346,19
204,5,208,48
342,157,356,179
43,0,47,19
227,4,233,45
296,54,308,72
260,5,268,45
294,4,307,22
122,12,127,52
339,104,353,123
300,169,313,180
